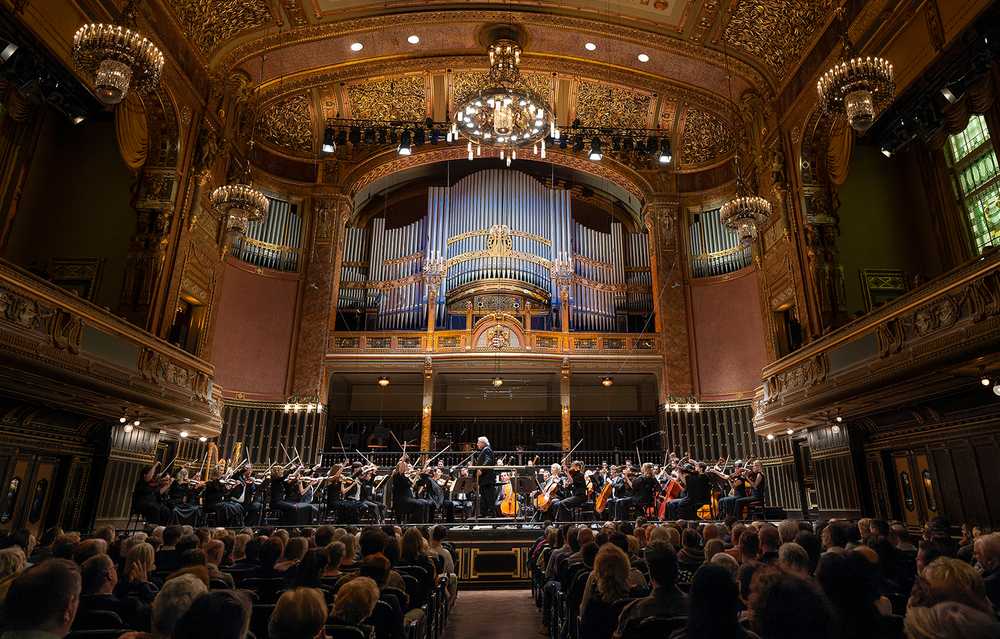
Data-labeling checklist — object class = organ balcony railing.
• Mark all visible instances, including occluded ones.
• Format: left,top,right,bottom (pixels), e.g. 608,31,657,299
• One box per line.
753,247,1000,435
328,329,659,354
0,259,220,437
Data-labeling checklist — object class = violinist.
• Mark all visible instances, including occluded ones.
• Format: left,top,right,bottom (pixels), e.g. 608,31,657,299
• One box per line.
634,462,659,510
351,461,386,522
269,465,302,525
131,461,171,525
203,465,244,527
295,464,324,523
391,460,434,523
553,460,588,521
611,465,637,520
325,462,362,524
167,467,203,526
715,460,747,518
421,466,456,522
230,464,260,525
733,460,766,518
665,461,710,520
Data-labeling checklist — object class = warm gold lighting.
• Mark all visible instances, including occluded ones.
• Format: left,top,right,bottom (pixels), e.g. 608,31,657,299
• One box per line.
602,377,613,387
379,377,389,386
492,377,504,387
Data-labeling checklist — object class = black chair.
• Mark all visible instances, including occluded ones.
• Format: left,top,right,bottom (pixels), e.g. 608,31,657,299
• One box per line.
621,615,688,639
744,495,766,521
243,577,286,604
250,604,276,639
210,578,233,590
364,598,405,639
382,586,408,611
124,507,146,532
573,503,596,522
71,610,124,631
326,624,371,639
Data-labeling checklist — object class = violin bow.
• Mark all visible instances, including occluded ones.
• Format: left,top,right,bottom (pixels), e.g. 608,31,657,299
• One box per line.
424,445,451,468
560,439,584,468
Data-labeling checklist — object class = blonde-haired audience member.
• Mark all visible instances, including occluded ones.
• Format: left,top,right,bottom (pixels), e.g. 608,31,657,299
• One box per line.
909,556,993,614
269,587,328,639
904,601,1000,639
329,576,380,635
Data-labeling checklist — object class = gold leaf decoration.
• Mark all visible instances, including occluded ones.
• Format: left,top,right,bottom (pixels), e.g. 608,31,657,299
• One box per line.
256,94,313,154
165,0,272,58
575,82,650,130
453,71,549,103
347,76,425,122
659,98,677,136
724,0,836,78
680,107,732,166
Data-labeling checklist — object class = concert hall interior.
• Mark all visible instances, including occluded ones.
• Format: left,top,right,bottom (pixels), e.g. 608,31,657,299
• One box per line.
2,0,1000,631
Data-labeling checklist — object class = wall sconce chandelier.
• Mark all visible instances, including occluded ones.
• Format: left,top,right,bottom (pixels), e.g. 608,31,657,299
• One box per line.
817,7,895,134
71,0,164,105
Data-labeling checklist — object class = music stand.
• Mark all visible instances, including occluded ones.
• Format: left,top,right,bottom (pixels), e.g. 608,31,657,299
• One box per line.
450,477,475,500
510,475,536,523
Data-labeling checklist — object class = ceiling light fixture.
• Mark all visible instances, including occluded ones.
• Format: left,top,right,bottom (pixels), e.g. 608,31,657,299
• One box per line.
994,383,1000,397
585,42,597,51
831,424,841,434
379,376,389,386
351,42,363,51
637,53,649,62
588,136,602,161
180,430,189,438
817,7,895,133
123,424,134,433
493,377,504,387
786,428,794,435
766,433,775,440
199,436,208,442
602,377,613,387
452,37,554,162
71,0,163,105
407,35,420,44
982,376,991,386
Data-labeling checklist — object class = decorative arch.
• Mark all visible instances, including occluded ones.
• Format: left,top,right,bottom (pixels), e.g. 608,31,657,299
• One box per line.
471,314,527,350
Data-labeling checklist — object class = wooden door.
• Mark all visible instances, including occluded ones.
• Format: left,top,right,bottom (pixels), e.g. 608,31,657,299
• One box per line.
891,451,938,528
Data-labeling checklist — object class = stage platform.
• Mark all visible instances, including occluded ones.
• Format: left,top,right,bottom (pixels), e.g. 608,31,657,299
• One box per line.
444,523,543,589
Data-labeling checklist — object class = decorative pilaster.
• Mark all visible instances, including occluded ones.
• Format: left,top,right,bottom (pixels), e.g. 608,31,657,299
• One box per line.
553,259,573,333
560,356,571,450
424,257,447,344
421,356,434,454
292,195,351,398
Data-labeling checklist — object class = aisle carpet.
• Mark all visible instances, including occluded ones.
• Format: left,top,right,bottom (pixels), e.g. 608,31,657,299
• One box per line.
441,589,541,639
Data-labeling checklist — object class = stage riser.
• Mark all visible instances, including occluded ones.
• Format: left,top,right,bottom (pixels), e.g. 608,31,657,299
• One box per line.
447,527,543,589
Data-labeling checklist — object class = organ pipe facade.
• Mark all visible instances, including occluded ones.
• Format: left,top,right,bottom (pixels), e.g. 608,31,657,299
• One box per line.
337,169,653,332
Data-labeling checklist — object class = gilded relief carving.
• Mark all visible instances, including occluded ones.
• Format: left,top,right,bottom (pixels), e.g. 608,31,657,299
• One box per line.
723,0,836,78
574,82,650,130
454,71,549,104
165,0,272,58
680,107,732,166
347,76,425,122
659,98,676,136
256,94,313,154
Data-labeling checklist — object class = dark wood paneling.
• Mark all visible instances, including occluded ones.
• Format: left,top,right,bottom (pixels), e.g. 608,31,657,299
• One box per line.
220,403,326,467
952,445,989,524
929,446,963,524
974,443,1000,523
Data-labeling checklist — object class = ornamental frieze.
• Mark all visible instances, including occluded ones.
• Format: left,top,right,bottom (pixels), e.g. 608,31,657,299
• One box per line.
723,0,837,79
574,82,651,130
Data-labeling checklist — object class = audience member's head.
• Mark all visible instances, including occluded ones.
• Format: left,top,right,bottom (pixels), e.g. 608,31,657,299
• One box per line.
703,539,724,562
204,539,225,566
79,553,117,595
282,537,308,563
331,576,380,625
777,520,799,545
0,559,81,638
973,532,1000,573
593,543,631,602
778,542,809,576
180,548,207,568
580,543,600,570
359,528,387,558
151,573,208,639
815,551,881,633
259,538,283,569
740,531,760,563
916,556,993,614
163,526,184,547
904,601,1000,639
269,587,328,639
749,565,836,639
172,590,251,639
682,563,742,634
358,554,391,588
0,547,26,579
711,552,739,578
167,566,210,589
643,539,678,588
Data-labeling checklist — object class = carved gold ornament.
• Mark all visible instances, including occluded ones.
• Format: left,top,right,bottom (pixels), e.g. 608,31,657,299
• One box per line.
724,0,837,79
680,107,733,166
575,82,651,130
486,225,514,257
256,94,314,154
165,0,271,58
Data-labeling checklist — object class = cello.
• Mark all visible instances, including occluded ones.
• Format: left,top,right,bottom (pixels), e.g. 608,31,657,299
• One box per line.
500,475,521,516
593,478,613,514
534,474,561,512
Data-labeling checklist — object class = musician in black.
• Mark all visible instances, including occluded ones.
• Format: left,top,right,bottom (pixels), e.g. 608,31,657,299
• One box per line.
552,461,588,521
391,461,434,523
203,465,243,527
230,464,260,526
325,463,362,525
348,462,385,523
666,461,711,519
734,460,766,518
420,467,456,523
472,436,497,517
167,467,202,526
715,460,747,518
612,466,637,521
132,462,171,525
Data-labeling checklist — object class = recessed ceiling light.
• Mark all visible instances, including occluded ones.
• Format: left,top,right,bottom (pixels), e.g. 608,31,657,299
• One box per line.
407,35,420,44
585,42,597,51
637,53,649,62
351,42,363,51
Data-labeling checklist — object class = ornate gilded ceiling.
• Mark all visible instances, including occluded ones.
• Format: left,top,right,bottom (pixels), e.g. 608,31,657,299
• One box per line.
678,106,732,166
574,82,651,130
723,0,837,79
165,0,272,60
256,94,314,154
346,76,426,121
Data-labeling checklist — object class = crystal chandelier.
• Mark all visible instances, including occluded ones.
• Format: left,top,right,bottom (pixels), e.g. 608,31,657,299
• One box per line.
453,38,554,165
71,0,164,105
720,172,772,246
211,175,269,240
817,7,894,134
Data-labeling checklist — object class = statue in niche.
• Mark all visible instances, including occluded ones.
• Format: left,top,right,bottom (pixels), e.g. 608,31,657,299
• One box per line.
194,127,218,178
316,202,332,239
770,150,787,186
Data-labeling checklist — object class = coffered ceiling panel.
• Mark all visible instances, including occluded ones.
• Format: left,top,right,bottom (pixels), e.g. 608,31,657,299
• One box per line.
257,94,314,154
679,105,732,166
723,0,837,79
574,81,651,130
165,0,273,59
346,76,426,121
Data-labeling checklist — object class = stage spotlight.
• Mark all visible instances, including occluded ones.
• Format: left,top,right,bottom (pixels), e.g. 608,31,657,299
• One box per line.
647,135,659,153
572,133,585,153
559,137,568,149
398,130,413,155
622,137,634,152
831,424,841,434
588,136,602,161
658,139,672,163
322,127,336,153
378,128,388,144
0,40,17,64
611,135,621,151
413,128,425,147
363,128,376,144
544,135,555,149
635,138,647,154
349,127,362,145
335,130,348,146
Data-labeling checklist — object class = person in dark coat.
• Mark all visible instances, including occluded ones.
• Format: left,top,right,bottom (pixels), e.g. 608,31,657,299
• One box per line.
472,437,497,517
132,462,171,526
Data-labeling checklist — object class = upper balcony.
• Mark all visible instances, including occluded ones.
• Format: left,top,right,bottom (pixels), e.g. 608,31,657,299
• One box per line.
754,248,1000,434
0,260,220,438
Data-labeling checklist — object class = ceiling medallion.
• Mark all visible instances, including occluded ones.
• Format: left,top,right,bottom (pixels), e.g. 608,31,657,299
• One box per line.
817,8,895,134
71,0,164,105
453,38,555,165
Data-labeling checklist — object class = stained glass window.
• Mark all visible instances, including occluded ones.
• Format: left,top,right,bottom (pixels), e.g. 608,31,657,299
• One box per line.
946,115,1000,254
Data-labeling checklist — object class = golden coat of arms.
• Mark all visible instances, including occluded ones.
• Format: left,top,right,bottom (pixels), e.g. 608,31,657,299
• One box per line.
487,225,513,257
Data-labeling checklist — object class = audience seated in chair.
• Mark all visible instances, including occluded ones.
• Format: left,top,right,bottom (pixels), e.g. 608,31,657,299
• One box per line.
117,573,207,639
0,558,81,639
269,587,328,639
614,539,687,638
171,590,251,639
672,563,758,639
327,576,380,639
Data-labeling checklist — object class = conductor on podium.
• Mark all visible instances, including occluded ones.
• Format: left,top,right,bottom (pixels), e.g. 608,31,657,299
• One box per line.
473,436,497,517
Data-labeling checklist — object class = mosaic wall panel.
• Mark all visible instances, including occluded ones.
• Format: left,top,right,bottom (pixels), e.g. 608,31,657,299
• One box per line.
680,107,733,166
575,82,650,130
347,76,426,121
256,94,313,154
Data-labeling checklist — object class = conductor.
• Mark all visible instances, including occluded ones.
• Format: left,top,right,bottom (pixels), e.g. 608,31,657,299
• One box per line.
472,436,497,517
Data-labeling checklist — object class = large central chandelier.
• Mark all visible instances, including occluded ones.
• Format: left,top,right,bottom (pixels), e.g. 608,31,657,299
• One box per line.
817,7,894,133
453,38,555,165
71,0,164,105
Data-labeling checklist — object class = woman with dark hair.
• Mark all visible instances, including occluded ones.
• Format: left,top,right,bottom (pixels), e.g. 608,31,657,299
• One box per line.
673,563,759,638
168,467,203,526
288,548,330,590
815,552,905,639
580,544,636,639
390,461,433,524
172,590,252,639
203,466,243,527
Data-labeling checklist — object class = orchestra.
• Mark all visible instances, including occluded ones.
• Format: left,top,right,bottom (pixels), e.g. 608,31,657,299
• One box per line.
130,437,768,527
